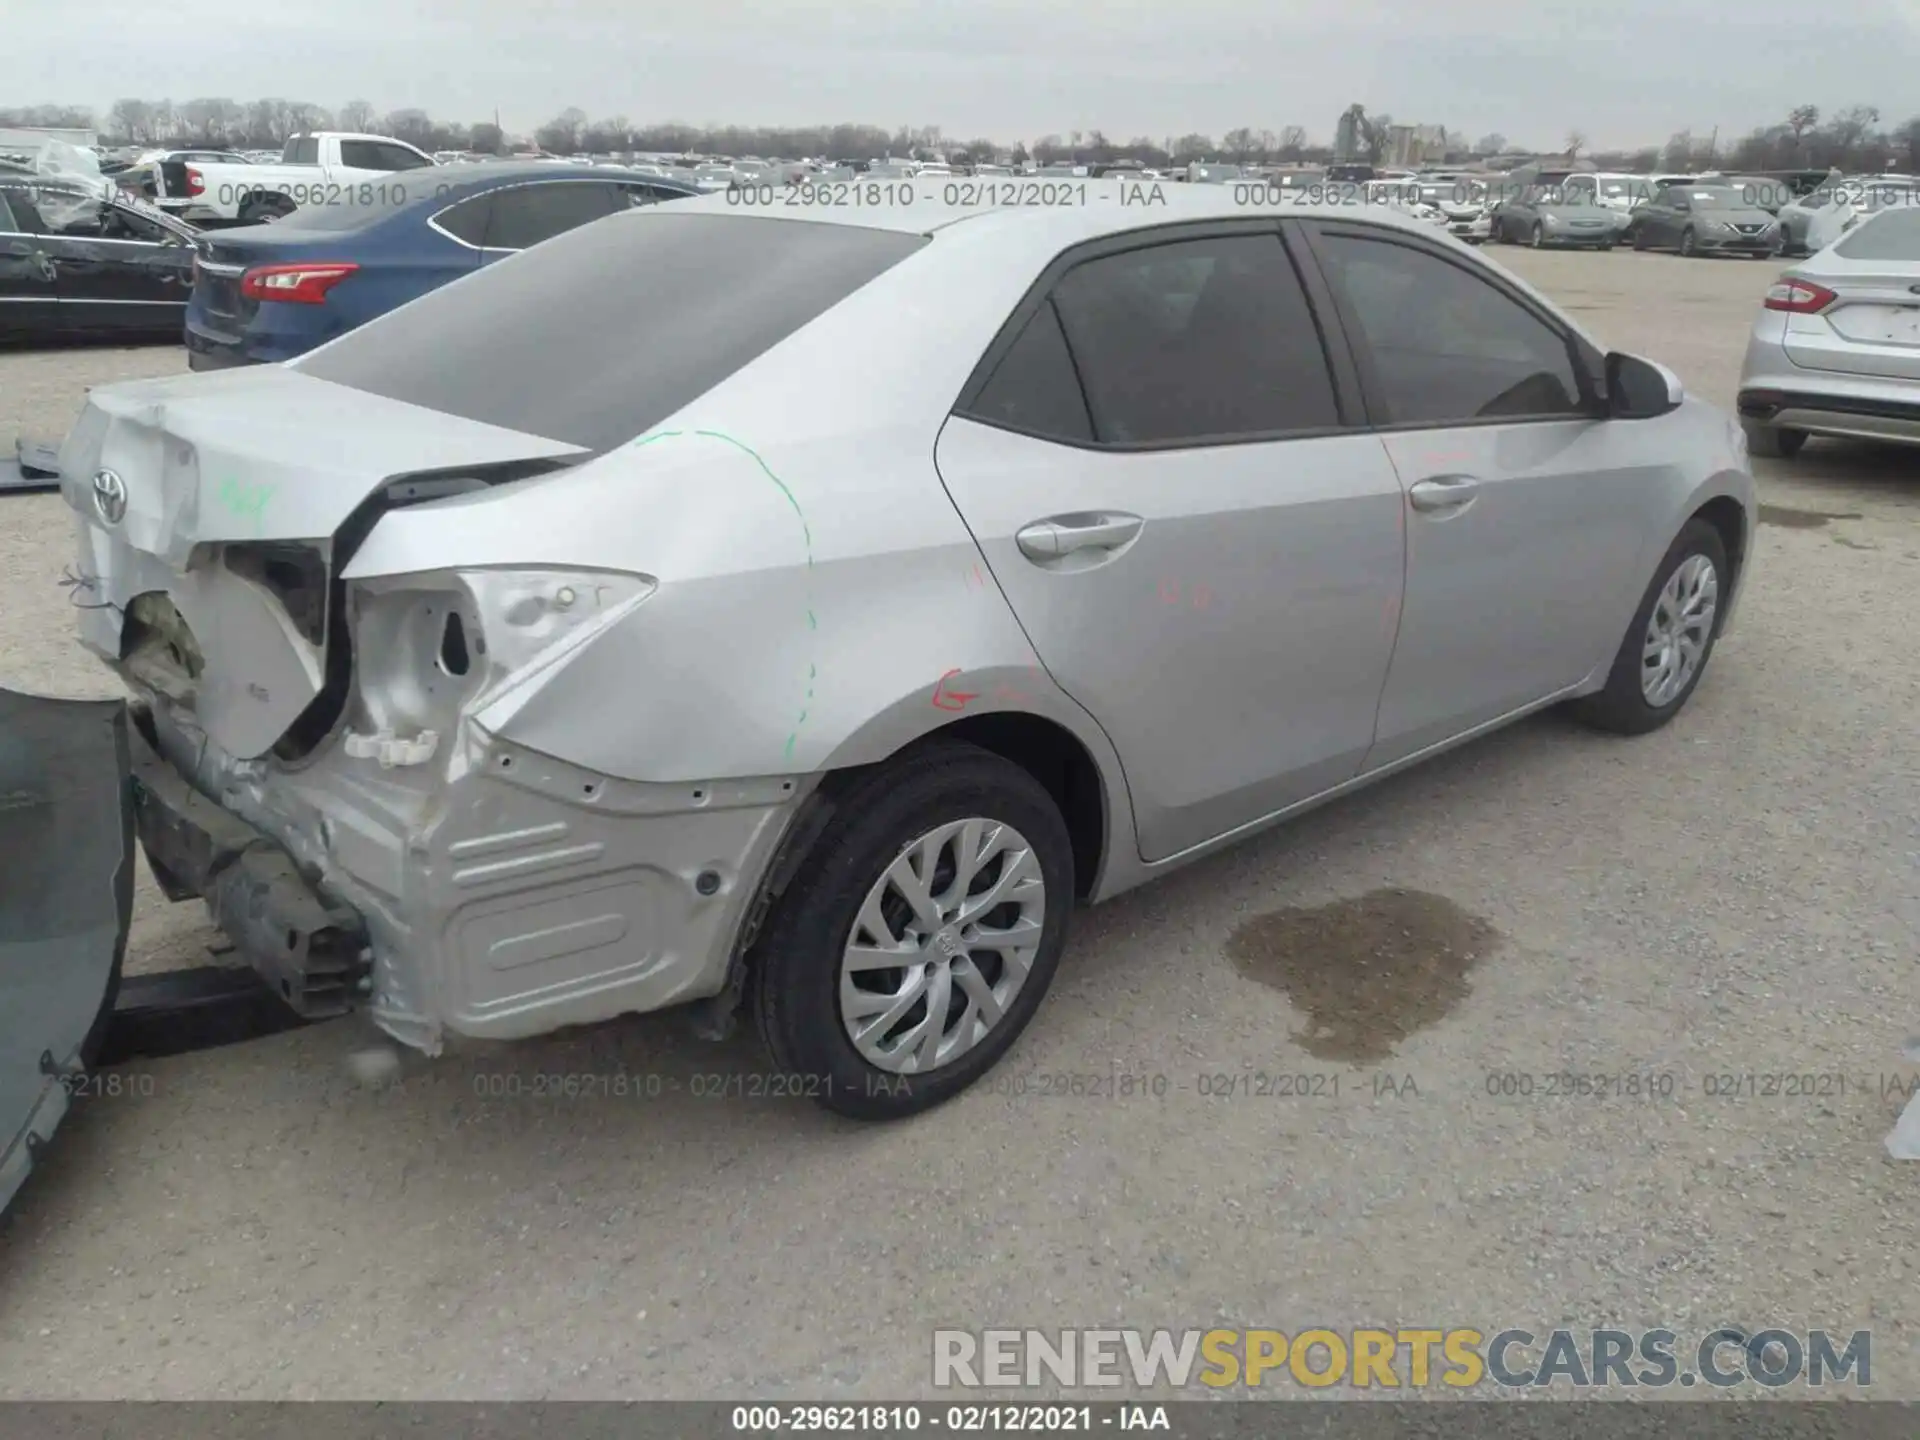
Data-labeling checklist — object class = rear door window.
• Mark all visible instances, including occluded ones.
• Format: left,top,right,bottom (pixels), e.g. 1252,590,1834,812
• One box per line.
433,191,493,245
293,212,928,453
284,136,319,165
962,300,1094,442
482,182,622,249
1045,232,1341,444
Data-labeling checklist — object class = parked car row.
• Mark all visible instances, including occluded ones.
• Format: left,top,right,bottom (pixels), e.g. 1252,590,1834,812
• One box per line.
1,160,700,354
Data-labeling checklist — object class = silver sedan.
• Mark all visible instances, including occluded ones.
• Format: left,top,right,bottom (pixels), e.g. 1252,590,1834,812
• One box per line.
50,187,1756,1118
1737,206,1920,456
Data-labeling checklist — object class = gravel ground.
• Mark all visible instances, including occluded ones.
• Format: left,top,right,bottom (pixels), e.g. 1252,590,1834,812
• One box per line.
0,249,1915,1400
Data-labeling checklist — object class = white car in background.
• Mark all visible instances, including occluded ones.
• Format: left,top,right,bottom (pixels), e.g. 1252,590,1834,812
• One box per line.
690,164,740,192
1562,172,1654,229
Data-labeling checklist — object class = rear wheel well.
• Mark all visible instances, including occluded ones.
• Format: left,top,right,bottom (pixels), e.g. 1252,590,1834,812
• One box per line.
809,715,1108,902
1691,496,1747,607
915,715,1107,900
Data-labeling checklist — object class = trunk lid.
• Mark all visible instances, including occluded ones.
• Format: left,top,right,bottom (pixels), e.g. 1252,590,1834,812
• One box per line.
59,366,587,758
1785,250,1920,383
191,229,350,334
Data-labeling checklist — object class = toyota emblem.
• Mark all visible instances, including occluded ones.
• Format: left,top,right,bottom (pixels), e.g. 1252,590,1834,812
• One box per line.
90,469,128,526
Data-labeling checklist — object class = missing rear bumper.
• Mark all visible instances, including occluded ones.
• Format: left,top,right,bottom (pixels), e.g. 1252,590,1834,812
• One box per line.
127,711,369,1017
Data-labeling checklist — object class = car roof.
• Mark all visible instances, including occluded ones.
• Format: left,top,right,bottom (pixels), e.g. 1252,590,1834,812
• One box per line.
651,179,1451,248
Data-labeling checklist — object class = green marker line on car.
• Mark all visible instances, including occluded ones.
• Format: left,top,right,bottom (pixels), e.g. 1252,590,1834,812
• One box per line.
633,428,817,762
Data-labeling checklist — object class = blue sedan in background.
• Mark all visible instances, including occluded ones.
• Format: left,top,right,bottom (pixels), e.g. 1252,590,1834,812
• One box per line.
184,163,699,368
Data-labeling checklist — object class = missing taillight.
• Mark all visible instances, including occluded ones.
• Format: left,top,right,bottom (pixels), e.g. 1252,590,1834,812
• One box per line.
224,543,329,646
438,611,471,677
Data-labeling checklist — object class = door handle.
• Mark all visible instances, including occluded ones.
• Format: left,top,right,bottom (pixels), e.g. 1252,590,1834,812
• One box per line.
1015,512,1144,560
1407,476,1480,513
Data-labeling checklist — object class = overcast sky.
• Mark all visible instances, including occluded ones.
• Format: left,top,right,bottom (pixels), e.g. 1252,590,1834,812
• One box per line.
16,0,1919,149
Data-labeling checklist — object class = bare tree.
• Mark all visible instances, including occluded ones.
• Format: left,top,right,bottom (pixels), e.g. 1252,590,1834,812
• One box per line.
1564,129,1587,160
1826,104,1881,157
1787,105,1819,142
1358,111,1393,165
534,107,588,154
1898,116,1920,175
383,109,435,149
1473,132,1507,156
338,100,375,133
1660,130,1694,171
1222,126,1257,163
1277,124,1307,158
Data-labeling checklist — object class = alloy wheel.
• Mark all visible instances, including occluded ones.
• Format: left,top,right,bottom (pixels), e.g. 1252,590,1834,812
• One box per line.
839,817,1047,1075
1640,554,1719,707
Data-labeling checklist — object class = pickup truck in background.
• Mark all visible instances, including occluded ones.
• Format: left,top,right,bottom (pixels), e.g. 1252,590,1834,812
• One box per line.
143,132,438,226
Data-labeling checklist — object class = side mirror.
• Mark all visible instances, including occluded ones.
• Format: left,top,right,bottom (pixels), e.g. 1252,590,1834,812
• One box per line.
1606,352,1684,419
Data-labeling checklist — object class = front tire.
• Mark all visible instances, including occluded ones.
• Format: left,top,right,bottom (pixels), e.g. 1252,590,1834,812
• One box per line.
1529,222,1545,248
1678,227,1698,257
1568,519,1728,736
750,741,1075,1120
1742,422,1807,459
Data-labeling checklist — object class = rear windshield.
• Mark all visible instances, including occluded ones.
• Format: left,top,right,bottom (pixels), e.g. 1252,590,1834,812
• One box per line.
293,210,927,453
1834,208,1920,260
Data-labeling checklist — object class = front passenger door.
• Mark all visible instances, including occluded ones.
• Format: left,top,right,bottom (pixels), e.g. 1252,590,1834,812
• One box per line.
1300,222,1667,766
0,185,58,336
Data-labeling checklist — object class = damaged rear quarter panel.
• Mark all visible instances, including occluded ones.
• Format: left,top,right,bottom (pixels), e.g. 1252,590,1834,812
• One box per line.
332,241,1138,888
340,399,1053,787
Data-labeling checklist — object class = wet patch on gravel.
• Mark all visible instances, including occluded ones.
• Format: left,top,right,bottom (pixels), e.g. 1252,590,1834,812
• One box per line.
1225,888,1502,1063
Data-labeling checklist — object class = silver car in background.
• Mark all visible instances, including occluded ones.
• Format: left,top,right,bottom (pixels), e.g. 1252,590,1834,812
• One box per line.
1737,206,1920,457
1628,184,1781,257
54,188,1755,1119
1491,184,1621,248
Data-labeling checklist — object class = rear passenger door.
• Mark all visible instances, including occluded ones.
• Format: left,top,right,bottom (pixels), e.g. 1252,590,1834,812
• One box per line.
934,222,1407,862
